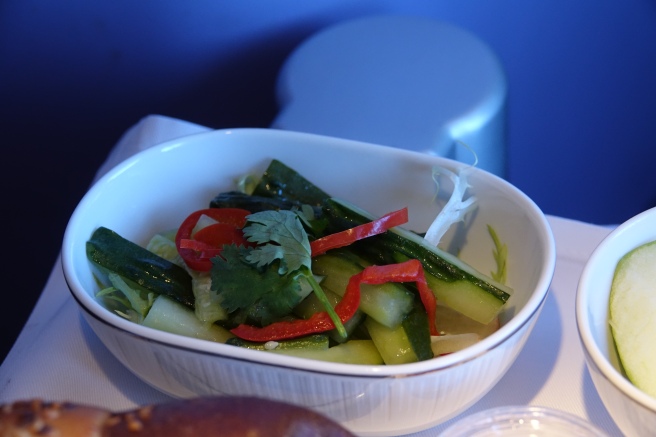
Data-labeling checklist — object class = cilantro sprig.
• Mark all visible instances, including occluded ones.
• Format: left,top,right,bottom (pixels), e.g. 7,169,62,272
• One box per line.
243,210,312,274
211,210,347,338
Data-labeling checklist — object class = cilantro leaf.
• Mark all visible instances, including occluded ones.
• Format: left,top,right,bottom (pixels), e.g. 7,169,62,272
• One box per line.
211,210,347,338
244,273,306,325
210,244,304,326
243,210,311,275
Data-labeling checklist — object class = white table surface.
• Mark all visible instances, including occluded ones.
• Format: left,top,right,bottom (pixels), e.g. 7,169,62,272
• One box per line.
0,115,623,436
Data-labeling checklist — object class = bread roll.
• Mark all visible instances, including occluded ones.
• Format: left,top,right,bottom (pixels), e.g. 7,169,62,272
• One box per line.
0,396,354,436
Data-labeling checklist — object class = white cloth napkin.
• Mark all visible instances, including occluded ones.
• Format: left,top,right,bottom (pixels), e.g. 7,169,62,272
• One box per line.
95,114,211,180
0,115,623,436
0,115,211,410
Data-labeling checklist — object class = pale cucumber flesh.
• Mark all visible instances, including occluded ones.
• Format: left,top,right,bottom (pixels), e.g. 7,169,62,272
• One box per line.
143,295,233,343
365,318,418,365
271,339,384,365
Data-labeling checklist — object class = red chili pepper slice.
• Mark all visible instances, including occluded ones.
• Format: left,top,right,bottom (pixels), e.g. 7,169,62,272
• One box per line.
175,208,251,272
179,239,216,251
230,258,438,341
310,207,409,256
230,271,362,342
359,259,438,336
194,223,251,248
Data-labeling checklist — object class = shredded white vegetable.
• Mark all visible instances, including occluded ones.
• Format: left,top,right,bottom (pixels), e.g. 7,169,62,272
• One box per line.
423,166,477,246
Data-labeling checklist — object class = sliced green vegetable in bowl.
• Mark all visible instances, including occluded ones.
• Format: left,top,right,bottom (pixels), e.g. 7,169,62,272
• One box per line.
85,158,511,366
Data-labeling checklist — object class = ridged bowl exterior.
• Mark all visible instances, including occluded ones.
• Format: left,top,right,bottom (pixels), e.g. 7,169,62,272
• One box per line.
75,303,539,436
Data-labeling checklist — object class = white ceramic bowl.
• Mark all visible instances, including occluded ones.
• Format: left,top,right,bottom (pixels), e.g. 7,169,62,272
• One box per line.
62,128,555,436
576,207,656,436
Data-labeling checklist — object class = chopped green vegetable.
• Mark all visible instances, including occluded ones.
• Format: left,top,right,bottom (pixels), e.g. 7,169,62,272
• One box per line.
402,303,434,361
95,286,142,323
87,158,511,365
146,232,185,268
226,334,329,351
235,172,258,195
106,272,155,319
142,295,233,343
87,226,194,308
271,339,384,365
192,274,228,323
365,317,418,365
251,159,330,206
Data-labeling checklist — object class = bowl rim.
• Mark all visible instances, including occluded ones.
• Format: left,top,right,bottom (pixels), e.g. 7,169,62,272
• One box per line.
62,127,556,378
576,206,656,411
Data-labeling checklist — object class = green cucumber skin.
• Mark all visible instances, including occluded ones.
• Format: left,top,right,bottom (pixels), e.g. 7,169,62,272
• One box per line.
143,295,233,343
402,303,434,361
226,334,329,351
210,191,322,217
87,227,194,308
365,318,419,365
252,159,330,207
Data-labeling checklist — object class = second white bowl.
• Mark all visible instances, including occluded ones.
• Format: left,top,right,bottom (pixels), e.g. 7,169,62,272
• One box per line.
577,206,656,437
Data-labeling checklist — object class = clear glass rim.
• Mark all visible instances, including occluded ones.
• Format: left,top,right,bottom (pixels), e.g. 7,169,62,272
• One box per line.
439,405,609,437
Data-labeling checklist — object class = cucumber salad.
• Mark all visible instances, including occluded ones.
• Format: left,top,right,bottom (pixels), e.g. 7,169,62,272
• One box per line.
87,159,511,365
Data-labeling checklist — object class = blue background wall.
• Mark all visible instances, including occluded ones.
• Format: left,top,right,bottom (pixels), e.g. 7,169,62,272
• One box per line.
2,1,655,359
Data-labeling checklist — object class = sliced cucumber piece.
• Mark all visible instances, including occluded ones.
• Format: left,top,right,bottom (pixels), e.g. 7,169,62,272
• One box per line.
312,254,414,328
145,232,230,324
87,227,194,308
106,272,154,319
192,274,228,324
426,276,505,325
273,340,384,365
142,295,233,343
402,304,434,361
146,232,184,268
226,334,329,351
251,159,330,207
365,317,418,365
